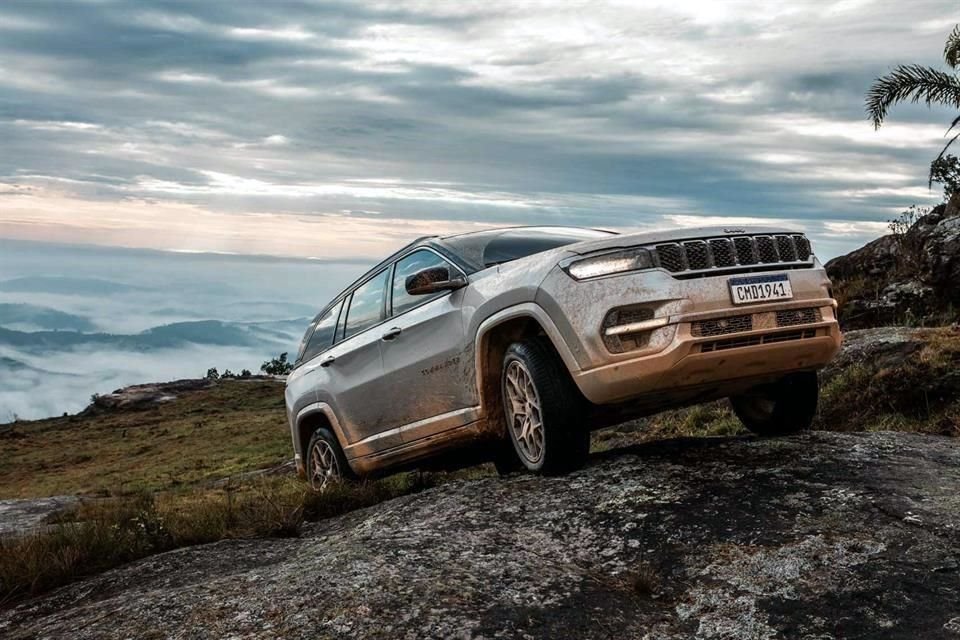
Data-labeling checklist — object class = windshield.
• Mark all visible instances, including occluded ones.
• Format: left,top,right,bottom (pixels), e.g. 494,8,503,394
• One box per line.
442,227,615,269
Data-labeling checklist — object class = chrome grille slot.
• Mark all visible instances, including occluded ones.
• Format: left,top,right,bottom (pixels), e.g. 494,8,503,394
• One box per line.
691,314,753,337
776,235,797,262
683,241,709,270
709,238,735,267
656,244,685,272
756,236,779,263
733,236,757,265
776,307,822,327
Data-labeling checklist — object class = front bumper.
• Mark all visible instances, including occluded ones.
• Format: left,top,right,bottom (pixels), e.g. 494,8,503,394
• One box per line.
572,306,841,404
536,264,842,405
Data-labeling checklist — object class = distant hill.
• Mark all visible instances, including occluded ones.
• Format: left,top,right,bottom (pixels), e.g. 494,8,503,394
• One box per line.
0,356,72,377
0,303,97,332
0,318,309,354
0,276,144,295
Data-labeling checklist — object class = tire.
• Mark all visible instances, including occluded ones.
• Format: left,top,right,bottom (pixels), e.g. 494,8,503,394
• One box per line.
491,441,522,476
305,427,356,491
501,338,589,475
730,371,819,436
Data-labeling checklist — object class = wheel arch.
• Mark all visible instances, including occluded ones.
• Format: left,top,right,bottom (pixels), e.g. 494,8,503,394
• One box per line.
473,304,583,432
294,403,351,470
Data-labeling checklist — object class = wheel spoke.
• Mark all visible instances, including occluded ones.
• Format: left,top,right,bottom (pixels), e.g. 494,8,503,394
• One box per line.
504,359,546,465
309,440,342,491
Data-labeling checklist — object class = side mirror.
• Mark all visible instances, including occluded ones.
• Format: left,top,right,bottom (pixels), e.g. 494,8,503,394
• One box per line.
405,266,467,296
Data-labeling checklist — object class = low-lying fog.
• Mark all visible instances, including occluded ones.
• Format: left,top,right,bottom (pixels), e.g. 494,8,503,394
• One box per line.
0,239,371,421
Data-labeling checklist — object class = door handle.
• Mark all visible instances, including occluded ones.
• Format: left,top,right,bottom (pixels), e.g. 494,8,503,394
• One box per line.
320,356,336,368
381,326,402,341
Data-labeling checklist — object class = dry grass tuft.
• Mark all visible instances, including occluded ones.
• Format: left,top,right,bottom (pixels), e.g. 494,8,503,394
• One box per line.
816,327,960,434
629,563,661,598
0,470,457,606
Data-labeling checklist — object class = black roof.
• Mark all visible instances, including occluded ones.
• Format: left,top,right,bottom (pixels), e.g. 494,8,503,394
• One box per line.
324,225,616,313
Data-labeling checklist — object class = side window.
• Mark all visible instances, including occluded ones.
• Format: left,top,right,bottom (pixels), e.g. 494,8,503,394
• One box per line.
300,299,343,364
391,250,455,316
343,269,389,339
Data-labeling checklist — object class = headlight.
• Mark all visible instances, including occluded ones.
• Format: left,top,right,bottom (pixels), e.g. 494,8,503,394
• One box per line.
564,247,653,280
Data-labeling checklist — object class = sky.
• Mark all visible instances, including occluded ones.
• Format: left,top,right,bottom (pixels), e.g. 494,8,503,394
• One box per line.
0,0,958,262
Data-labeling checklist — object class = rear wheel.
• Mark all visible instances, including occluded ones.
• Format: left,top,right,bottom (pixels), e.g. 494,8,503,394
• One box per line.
305,427,356,491
730,371,819,436
501,339,589,474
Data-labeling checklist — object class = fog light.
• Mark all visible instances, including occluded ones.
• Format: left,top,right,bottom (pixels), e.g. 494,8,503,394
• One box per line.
601,305,665,353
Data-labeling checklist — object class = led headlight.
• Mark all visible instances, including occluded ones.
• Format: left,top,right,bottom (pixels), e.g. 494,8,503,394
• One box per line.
564,247,653,280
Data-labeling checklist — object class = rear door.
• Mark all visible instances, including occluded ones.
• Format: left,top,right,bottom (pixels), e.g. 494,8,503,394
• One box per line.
315,268,402,453
378,249,473,441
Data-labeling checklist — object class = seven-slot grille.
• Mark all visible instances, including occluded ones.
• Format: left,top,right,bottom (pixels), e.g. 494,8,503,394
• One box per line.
654,234,812,276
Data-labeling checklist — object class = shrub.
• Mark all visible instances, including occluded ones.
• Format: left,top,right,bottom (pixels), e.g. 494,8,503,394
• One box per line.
260,353,293,376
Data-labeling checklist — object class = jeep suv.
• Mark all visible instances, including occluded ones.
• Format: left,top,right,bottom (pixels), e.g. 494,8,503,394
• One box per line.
286,226,841,489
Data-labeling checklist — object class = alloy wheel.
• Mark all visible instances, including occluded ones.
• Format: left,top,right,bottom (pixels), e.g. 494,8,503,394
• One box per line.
504,360,545,464
309,439,341,491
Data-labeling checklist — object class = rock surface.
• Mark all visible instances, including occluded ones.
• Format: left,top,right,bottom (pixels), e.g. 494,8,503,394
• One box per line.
85,378,215,413
3,431,960,639
826,205,960,327
0,496,78,537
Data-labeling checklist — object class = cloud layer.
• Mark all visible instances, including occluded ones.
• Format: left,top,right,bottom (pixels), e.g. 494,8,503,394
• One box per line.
0,0,957,259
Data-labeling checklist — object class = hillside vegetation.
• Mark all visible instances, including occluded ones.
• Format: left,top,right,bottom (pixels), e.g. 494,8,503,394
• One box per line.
0,379,290,499
1,326,958,605
4,327,959,502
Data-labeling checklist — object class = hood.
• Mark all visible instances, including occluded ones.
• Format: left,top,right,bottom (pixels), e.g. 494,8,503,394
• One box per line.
563,225,804,256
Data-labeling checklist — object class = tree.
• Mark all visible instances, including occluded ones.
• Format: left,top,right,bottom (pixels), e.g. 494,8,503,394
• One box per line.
866,25,960,192
205,367,220,380
261,352,293,376
930,154,960,199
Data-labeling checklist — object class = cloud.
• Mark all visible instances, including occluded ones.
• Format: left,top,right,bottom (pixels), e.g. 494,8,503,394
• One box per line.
0,0,955,260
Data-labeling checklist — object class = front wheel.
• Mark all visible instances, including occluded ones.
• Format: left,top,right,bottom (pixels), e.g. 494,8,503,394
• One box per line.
730,371,819,436
501,339,589,475
305,427,356,491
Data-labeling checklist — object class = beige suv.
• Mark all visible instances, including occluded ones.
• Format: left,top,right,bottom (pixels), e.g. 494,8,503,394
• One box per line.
286,226,841,489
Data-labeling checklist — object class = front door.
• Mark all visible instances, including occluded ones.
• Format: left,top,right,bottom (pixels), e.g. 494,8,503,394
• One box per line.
378,249,474,442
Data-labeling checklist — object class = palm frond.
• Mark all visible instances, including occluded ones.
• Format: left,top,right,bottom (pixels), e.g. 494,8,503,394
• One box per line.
945,24,960,69
866,64,960,128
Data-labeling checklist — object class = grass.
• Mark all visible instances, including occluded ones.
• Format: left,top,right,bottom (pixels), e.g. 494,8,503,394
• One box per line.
0,379,291,499
0,378,301,603
0,377,490,606
592,401,744,452
0,471,454,605
815,327,960,435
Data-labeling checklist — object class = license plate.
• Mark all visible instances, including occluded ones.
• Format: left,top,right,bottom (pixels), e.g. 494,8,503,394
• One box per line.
728,274,793,305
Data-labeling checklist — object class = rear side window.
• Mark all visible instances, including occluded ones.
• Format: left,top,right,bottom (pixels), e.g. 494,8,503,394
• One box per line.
391,249,453,316
344,269,389,339
300,299,343,364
